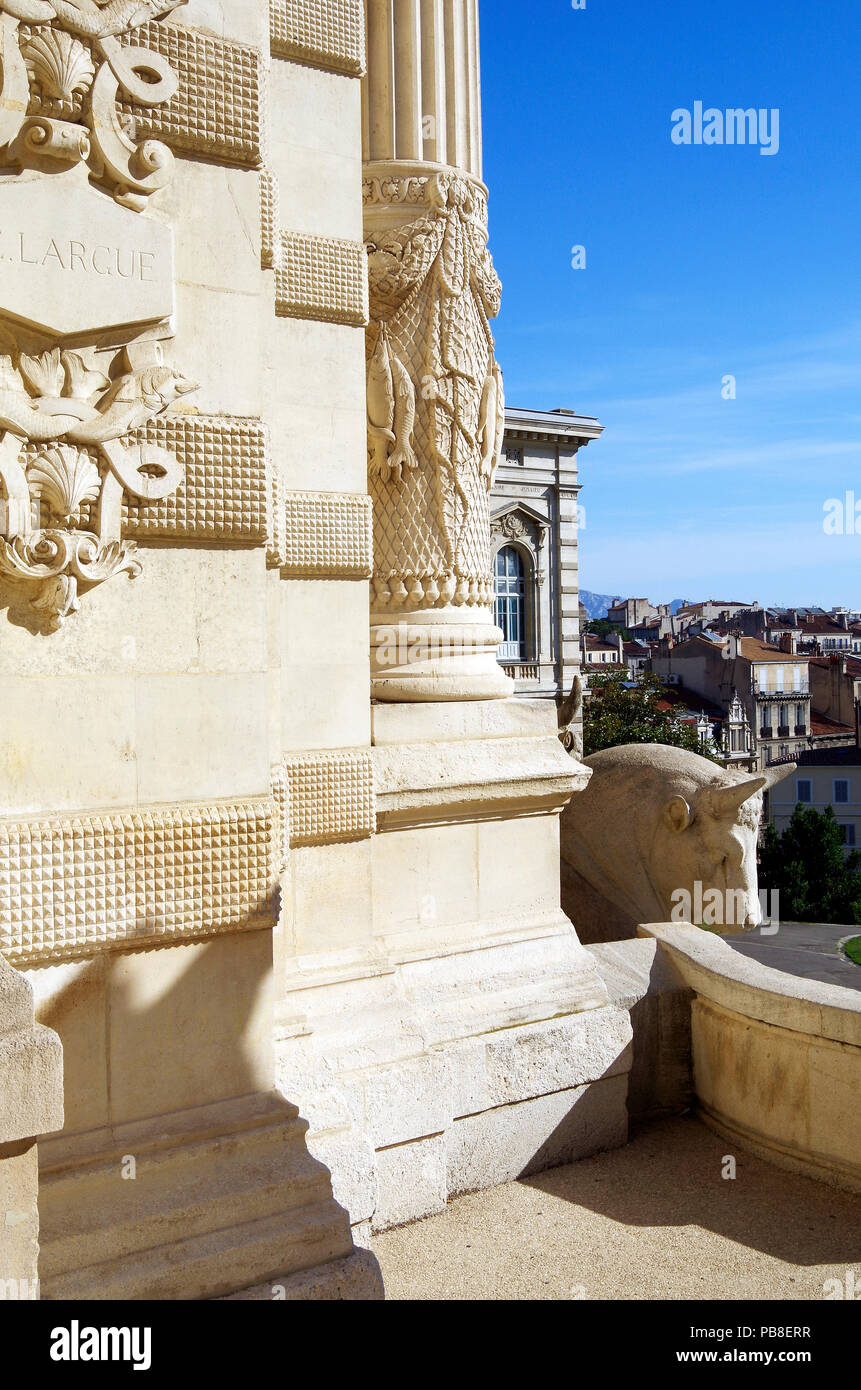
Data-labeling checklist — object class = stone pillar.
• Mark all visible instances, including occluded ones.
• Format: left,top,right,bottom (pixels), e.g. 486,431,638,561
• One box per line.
0,954,63,1299
363,0,511,699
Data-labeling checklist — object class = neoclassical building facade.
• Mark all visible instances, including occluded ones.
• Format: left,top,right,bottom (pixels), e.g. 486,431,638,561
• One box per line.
490,408,602,698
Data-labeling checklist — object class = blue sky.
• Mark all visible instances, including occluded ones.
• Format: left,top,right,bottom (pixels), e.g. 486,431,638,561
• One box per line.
480,0,861,608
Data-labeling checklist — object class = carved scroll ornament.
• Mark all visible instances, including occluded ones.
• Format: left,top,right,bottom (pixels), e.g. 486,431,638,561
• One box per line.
0,0,184,207
0,333,196,627
365,173,505,612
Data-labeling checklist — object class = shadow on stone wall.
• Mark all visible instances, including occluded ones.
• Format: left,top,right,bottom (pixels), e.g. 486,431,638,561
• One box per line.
29,931,384,1300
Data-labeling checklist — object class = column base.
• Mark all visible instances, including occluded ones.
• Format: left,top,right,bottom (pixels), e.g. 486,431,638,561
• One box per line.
276,697,629,1233
370,609,513,702
276,965,632,1233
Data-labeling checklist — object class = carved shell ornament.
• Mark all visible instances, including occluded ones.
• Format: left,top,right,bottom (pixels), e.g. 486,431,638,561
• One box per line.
23,27,94,114
0,336,197,629
28,443,101,519
0,0,184,206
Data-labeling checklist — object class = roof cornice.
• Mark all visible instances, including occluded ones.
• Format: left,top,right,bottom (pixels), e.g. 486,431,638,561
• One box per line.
504,407,604,444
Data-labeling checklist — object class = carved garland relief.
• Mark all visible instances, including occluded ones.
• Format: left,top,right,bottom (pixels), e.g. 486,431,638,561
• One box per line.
365,173,505,612
0,0,196,629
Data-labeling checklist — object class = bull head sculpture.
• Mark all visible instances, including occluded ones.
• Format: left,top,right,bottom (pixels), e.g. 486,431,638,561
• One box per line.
560,743,796,939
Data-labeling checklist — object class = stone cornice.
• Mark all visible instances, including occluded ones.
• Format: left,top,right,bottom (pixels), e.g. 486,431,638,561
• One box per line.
504,408,603,446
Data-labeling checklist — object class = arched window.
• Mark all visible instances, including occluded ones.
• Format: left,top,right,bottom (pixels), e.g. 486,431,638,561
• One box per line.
494,546,527,660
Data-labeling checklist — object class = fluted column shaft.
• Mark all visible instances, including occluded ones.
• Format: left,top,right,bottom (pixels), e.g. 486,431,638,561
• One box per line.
363,0,482,175
363,0,508,701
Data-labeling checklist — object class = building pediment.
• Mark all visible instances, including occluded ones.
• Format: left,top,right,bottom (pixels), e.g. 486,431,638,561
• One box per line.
490,501,549,544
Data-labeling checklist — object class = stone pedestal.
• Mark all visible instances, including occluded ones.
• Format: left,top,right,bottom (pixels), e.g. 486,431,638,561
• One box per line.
0,954,63,1299
276,700,633,1234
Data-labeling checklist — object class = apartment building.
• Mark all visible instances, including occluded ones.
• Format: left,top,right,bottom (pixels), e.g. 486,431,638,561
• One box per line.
718,606,861,655
607,597,674,629
674,600,752,632
809,654,861,728
651,634,811,771
581,634,625,670
769,747,861,854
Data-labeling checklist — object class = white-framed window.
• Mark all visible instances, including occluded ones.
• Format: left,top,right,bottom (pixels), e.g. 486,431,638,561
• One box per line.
839,823,856,846
793,666,802,691
834,779,850,804
797,779,812,804
775,666,785,692
494,546,527,661
795,703,805,729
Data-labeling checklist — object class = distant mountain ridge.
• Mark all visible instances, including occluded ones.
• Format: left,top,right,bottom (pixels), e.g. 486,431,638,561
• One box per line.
579,591,621,620
580,591,688,621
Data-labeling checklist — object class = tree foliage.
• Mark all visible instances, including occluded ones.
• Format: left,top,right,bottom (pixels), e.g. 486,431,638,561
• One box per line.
585,618,631,641
758,804,861,925
583,673,719,760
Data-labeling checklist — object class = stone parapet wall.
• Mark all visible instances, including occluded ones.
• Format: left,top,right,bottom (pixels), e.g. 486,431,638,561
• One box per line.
0,955,63,1299
639,922,861,1195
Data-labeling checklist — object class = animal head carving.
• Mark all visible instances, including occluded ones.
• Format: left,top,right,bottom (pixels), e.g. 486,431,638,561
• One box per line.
560,743,795,932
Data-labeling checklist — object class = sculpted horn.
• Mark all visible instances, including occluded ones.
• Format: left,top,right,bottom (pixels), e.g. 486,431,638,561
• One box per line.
704,777,767,819
762,761,797,790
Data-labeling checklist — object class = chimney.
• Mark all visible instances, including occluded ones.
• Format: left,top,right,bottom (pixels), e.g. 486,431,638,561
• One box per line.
839,611,849,629
789,609,798,626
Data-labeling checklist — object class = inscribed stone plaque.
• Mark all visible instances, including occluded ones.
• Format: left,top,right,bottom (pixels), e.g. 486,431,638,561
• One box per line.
0,180,174,336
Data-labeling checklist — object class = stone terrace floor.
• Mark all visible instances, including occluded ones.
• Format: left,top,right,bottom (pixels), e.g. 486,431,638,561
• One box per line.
372,1115,861,1300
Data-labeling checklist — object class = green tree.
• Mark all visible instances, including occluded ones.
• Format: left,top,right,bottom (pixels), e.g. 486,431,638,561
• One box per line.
758,804,861,925
583,672,719,760
585,618,632,641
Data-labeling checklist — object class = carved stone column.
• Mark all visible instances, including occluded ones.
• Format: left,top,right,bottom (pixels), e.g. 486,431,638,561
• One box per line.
363,0,511,700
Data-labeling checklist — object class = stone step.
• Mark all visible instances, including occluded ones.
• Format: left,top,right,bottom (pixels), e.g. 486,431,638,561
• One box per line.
43,1200,354,1301
39,1101,355,1299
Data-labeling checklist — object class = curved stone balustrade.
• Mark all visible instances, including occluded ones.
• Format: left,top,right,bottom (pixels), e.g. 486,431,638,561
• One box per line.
639,922,861,1195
